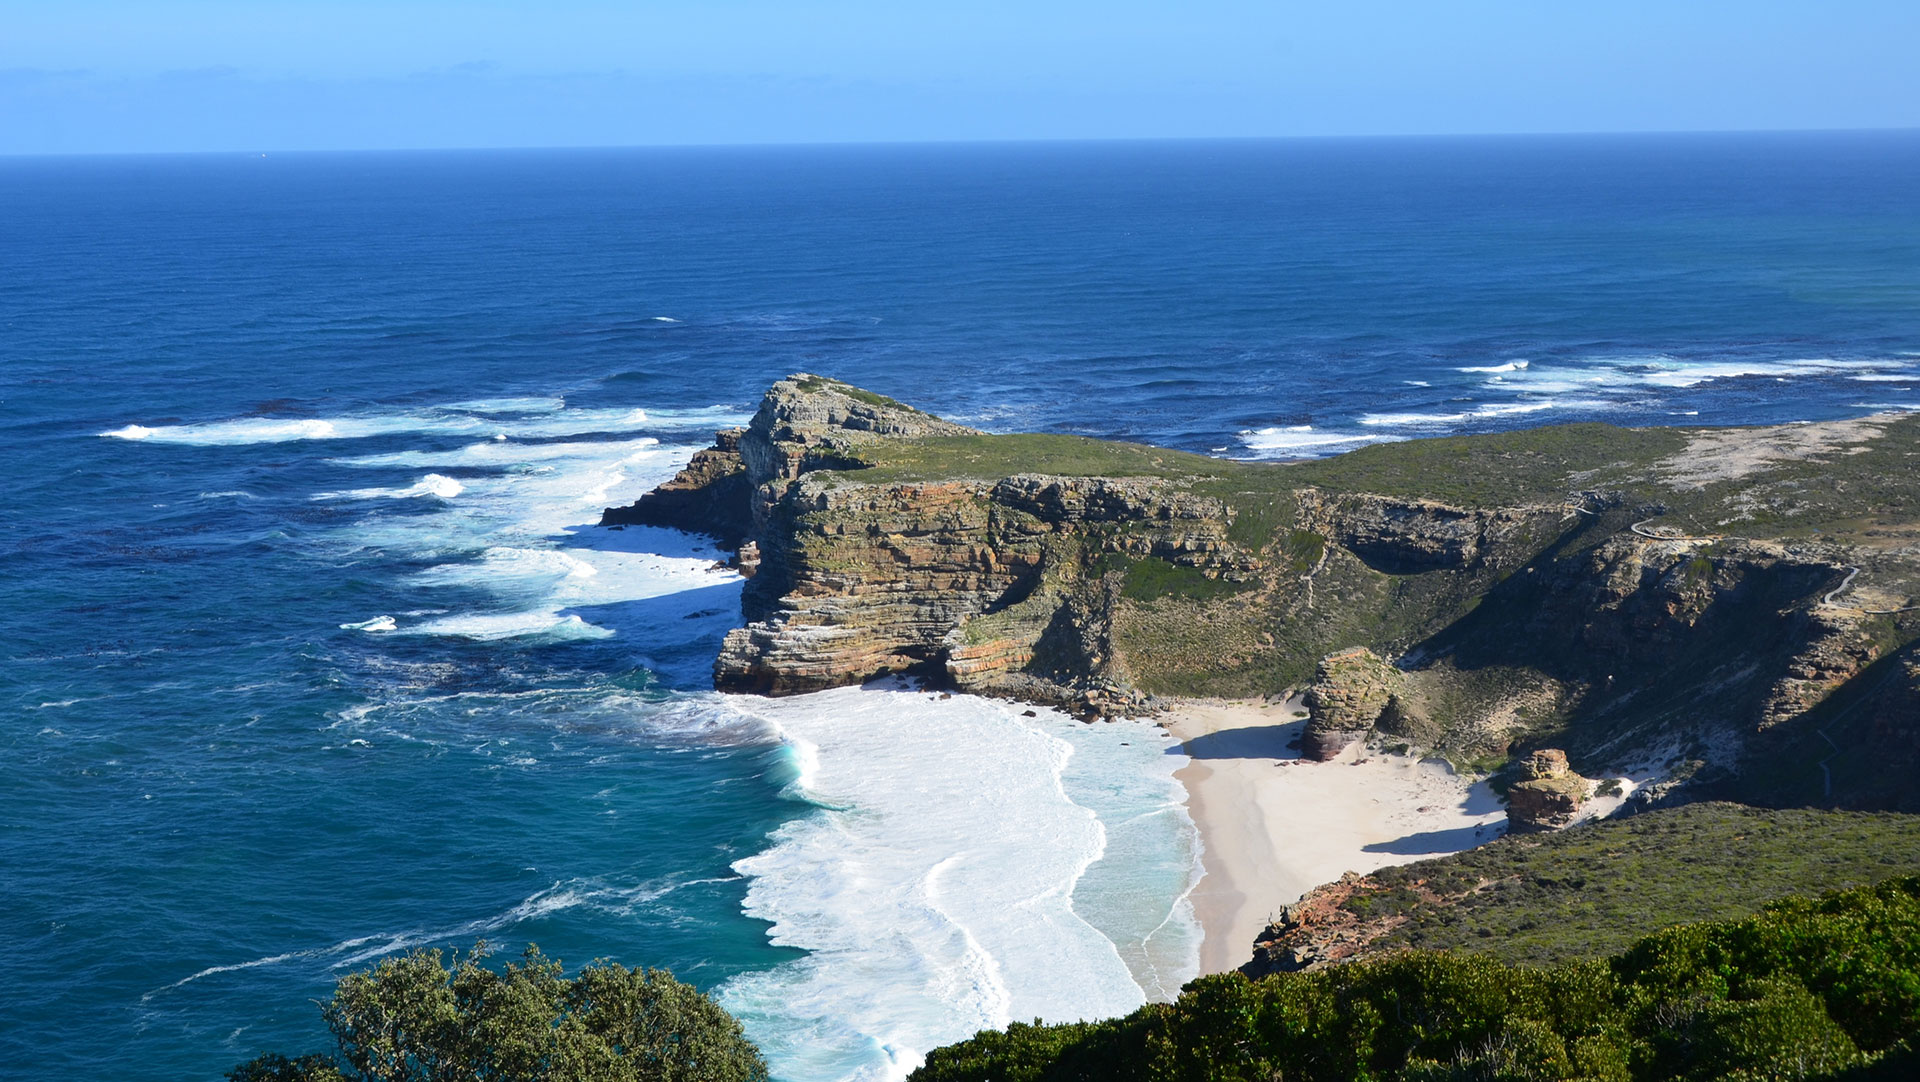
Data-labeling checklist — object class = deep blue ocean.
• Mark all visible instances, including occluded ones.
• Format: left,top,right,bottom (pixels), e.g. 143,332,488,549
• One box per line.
5,133,1919,1081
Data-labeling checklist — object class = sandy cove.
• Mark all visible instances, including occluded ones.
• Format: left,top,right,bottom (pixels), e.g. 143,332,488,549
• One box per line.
1164,697,1507,975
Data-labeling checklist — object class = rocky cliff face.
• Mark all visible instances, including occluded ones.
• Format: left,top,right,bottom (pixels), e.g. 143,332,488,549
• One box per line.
606,377,1920,800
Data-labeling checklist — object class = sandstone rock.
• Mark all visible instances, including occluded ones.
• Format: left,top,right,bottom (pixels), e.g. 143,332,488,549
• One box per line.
1302,648,1403,760
600,426,754,545
1506,748,1591,832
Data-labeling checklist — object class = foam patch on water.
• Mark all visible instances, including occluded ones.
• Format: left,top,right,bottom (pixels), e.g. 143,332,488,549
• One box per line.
1236,425,1403,458
109,396,747,646
717,687,1199,1082
101,400,747,445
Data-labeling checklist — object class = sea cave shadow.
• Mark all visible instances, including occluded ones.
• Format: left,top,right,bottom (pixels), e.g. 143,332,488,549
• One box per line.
1363,821,1507,856
1176,720,1307,761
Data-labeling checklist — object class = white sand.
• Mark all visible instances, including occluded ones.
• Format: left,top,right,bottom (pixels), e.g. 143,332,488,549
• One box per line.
1165,697,1507,974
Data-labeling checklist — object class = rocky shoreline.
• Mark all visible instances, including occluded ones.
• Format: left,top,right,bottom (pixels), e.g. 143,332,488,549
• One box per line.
607,375,1920,968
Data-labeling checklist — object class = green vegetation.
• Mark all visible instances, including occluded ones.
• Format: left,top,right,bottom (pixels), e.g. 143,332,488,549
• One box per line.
830,432,1234,484
227,944,767,1082
912,876,1920,1082
1286,423,1690,508
793,374,921,412
828,412,1920,546
1338,803,1920,966
1098,554,1253,603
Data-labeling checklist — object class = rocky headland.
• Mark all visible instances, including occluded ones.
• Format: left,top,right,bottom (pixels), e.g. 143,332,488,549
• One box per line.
608,375,1920,817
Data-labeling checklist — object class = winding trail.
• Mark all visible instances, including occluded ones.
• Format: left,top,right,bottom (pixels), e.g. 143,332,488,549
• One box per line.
1818,565,1920,614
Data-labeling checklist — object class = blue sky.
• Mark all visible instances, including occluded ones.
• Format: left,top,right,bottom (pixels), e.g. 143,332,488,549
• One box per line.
3,1,1917,153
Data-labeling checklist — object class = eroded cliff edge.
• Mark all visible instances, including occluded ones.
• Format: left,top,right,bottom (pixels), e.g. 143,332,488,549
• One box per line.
606,376,1920,809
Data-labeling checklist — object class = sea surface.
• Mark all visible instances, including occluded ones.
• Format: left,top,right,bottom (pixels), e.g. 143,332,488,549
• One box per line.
4,133,1919,1081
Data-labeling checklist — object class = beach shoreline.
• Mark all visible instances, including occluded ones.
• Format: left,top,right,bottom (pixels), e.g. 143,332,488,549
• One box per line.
1162,697,1507,975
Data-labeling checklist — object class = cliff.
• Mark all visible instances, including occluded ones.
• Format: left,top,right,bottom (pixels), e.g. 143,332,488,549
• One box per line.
606,376,1920,806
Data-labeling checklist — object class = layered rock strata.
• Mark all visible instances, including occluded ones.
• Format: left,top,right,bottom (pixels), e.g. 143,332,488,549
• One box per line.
1301,648,1406,760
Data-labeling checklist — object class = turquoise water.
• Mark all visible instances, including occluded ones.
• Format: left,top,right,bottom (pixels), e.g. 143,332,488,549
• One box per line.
5,134,1920,1080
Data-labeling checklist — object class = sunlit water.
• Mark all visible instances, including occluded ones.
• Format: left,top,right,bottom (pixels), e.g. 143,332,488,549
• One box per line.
5,133,1919,1079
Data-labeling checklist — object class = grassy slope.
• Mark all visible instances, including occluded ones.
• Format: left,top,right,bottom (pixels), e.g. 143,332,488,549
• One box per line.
1336,802,1920,965
828,413,1920,546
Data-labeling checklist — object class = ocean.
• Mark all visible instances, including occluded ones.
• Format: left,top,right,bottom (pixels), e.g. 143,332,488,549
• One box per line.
4,133,1918,1081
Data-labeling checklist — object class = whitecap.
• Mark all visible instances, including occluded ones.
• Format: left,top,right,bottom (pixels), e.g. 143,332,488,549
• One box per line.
1236,425,1403,456
100,402,744,447
1457,360,1530,373
1360,410,1469,426
402,611,613,642
313,473,463,501
447,397,566,414
340,615,397,632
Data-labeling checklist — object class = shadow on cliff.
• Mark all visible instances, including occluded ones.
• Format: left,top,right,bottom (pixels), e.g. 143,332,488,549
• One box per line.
551,521,745,691
1176,720,1306,761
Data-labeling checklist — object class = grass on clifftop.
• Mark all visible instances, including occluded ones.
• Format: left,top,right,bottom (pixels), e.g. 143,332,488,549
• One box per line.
830,432,1238,484
827,414,1920,547
825,422,1691,509
1343,802,1920,966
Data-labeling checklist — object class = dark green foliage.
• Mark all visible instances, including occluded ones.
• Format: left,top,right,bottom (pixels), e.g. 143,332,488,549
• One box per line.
229,945,767,1082
1346,804,1920,966
1116,556,1252,602
910,878,1920,1082
227,1054,349,1082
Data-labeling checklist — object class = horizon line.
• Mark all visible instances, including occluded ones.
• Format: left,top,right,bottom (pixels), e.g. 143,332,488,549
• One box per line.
7,125,1919,161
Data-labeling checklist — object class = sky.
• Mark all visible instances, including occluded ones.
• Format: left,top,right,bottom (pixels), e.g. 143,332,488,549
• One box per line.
2,0,1917,154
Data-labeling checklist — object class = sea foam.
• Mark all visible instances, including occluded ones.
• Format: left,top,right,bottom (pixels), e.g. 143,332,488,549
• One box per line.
1236,424,1402,457
718,687,1199,1082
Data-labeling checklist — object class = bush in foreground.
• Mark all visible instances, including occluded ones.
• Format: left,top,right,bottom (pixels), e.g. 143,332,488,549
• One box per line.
914,877,1920,1082
228,944,767,1082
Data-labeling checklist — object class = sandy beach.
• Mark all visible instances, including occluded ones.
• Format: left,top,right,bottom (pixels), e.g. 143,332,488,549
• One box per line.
1165,697,1507,974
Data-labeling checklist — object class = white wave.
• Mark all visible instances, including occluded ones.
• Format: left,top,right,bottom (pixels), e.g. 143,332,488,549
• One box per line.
1236,425,1402,457
314,473,464,501
141,877,693,1002
1457,360,1530,373
1470,401,1558,418
340,615,397,632
1360,410,1467,426
1360,400,1573,427
1852,373,1917,383
446,396,566,414
101,402,747,446
651,316,681,322
402,611,613,642
334,437,662,470
196,490,258,500
718,687,1198,1082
